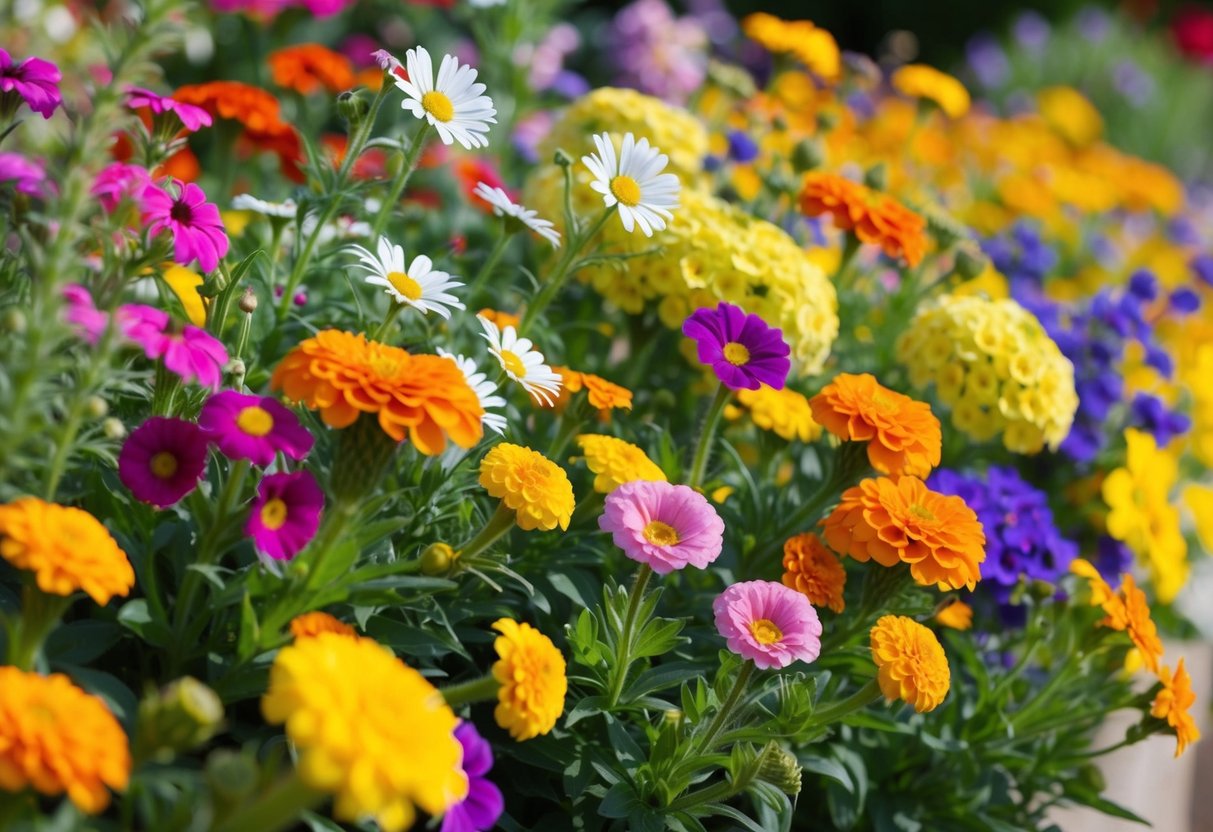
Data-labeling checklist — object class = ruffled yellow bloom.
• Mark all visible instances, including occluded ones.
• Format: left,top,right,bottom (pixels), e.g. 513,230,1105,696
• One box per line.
891,64,970,118
491,619,568,741
575,434,666,494
870,615,950,713
479,444,575,531
737,385,821,442
289,611,356,640
1152,658,1201,758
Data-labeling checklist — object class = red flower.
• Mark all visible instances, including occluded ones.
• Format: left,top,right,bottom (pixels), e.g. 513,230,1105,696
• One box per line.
1172,4,1213,63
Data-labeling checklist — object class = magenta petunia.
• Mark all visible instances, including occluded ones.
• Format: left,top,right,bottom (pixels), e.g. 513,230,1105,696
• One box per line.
682,302,791,391
199,390,314,466
118,417,209,508
0,152,48,197
92,163,152,213
118,304,229,390
713,580,823,670
247,470,324,562
598,480,725,575
141,179,230,273
0,49,62,119
125,87,213,133
63,284,108,344
441,721,505,832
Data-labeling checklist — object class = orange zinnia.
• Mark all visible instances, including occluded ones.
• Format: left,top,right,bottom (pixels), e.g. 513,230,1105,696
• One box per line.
1120,574,1164,675
549,367,633,414
810,373,941,477
269,44,355,96
821,476,986,591
173,81,285,133
290,611,357,640
782,532,847,613
270,330,484,455
1152,658,1201,758
799,172,928,267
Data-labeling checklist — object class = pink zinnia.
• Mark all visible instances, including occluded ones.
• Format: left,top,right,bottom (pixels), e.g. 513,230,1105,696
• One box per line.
92,163,152,213
0,152,48,197
0,49,61,119
199,390,314,466
598,480,725,574
247,470,324,562
141,179,230,273
119,417,209,507
713,581,823,670
126,87,212,133
119,304,229,390
63,284,108,344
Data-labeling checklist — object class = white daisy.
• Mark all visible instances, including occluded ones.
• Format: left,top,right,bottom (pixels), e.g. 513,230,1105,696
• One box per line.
477,314,562,406
231,194,297,218
438,348,508,435
473,182,562,248
348,236,465,319
391,46,497,150
581,132,681,237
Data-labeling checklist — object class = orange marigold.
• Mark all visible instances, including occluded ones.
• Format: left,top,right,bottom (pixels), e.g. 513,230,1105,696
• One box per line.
821,476,986,591
0,498,135,605
870,615,951,713
1121,574,1164,675
290,611,356,640
1152,658,1201,758
799,173,928,267
934,599,973,631
0,667,131,813
270,329,484,454
478,308,520,331
810,373,941,477
173,81,285,133
549,367,633,415
781,532,847,613
269,44,355,96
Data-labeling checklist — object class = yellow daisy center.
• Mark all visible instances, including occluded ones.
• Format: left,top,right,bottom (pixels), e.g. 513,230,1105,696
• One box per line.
609,175,642,207
260,498,289,531
236,405,274,437
421,90,455,122
500,349,527,378
749,618,783,645
723,342,751,366
150,452,178,479
642,520,680,546
909,503,936,521
386,270,424,301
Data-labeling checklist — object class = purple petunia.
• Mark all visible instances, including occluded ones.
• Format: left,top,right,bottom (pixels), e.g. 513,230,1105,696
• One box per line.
118,304,229,390
118,417,209,508
441,721,505,832
199,390,314,466
247,470,323,563
125,87,213,134
682,302,790,390
0,49,61,119
141,179,230,273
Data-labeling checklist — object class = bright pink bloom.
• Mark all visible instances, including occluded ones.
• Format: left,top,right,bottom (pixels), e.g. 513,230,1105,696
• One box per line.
598,480,725,575
247,470,324,562
119,304,229,390
0,49,61,119
141,179,230,273
713,580,822,670
119,417,209,507
209,0,288,16
63,284,108,344
92,163,152,213
0,152,48,196
199,390,314,466
297,0,356,16
126,87,213,133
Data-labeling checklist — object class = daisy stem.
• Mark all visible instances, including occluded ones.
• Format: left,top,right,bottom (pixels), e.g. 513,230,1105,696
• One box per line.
686,383,732,490
369,121,432,239
692,660,756,754
518,206,616,335
372,302,404,341
806,677,882,726
465,229,511,306
440,673,500,708
606,564,653,709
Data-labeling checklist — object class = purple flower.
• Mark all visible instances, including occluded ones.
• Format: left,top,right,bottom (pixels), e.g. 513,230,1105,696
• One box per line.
199,390,314,466
441,722,505,832
247,470,324,562
1171,287,1201,315
1076,6,1111,42
126,87,213,133
1192,253,1213,287
119,417,209,507
118,304,229,390
0,152,48,196
727,130,759,163
92,163,152,214
713,581,822,670
607,0,708,104
682,302,790,390
965,33,1009,88
141,179,230,273
62,284,108,344
599,481,725,574
0,49,61,118
1129,393,1191,446
1012,11,1050,52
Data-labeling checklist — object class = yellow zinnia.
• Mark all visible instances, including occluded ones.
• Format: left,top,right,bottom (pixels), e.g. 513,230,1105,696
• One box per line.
891,64,971,118
491,619,568,741
479,444,576,531
737,384,822,443
575,434,667,494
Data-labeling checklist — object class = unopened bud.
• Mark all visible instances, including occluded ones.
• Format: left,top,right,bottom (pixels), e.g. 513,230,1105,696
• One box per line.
421,542,456,576
238,288,258,314
206,750,258,803
791,139,825,173
336,89,371,127
863,162,888,191
2,308,27,334
663,709,682,726
756,741,802,796
226,358,246,386
134,677,224,763
955,247,988,280
817,111,839,132
85,396,108,419
553,149,573,168
102,417,126,440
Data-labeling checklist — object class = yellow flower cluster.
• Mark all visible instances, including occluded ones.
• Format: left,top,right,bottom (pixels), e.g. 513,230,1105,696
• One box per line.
736,385,821,442
897,294,1078,454
575,434,666,494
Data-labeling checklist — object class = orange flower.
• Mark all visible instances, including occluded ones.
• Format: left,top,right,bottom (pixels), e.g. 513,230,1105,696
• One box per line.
810,373,941,477
1070,558,1128,625
478,308,521,330
270,330,484,454
173,81,285,133
1152,658,1201,758
1120,574,1164,675
870,615,951,713
290,611,356,640
741,13,841,80
782,532,847,613
821,476,986,591
269,44,355,96
934,599,973,630
549,367,633,415
799,173,928,266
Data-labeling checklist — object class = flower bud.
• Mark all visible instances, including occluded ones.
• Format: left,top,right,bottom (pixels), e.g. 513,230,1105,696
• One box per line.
85,396,108,419
553,149,573,168
817,111,839,132
337,89,371,127
756,741,802,796
134,677,224,763
421,542,456,575
226,358,246,388
102,417,127,440
2,308,27,334
791,139,825,173
238,288,258,314
206,749,258,804
955,247,989,280
864,162,888,191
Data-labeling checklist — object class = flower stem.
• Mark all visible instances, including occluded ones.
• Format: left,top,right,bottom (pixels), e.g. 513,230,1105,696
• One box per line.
456,502,517,563
7,587,71,671
686,383,732,490
371,302,404,342
518,205,615,334
693,660,756,754
213,769,323,832
440,673,500,708
808,678,882,725
666,777,744,813
369,121,432,239
606,564,653,709
464,230,511,307
834,233,863,289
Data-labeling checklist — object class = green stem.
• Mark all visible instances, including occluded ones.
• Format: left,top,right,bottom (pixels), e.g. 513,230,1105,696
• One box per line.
205,260,239,337
42,324,116,499
213,770,323,832
686,383,732,490
369,121,432,239
808,678,882,725
7,587,72,670
834,234,863,289
518,206,615,334
456,503,517,563
693,661,756,754
606,564,653,709
547,405,587,460
303,499,359,592
372,302,404,341
440,674,500,708
464,231,511,307
666,777,744,813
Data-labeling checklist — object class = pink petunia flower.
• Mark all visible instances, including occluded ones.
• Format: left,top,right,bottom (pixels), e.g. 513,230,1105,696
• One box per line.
0,152,48,197
0,49,62,119
199,390,314,466
118,304,229,390
247,470,324,562
713,580,823,670
598,480,725,574
118,417,209,507
125,87,213,133
141,179,230,273
62,284,108,344
92,163,152,213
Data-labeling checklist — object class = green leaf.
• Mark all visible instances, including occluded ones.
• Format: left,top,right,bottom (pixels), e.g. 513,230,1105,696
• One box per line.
626,662,704,702
599,781,643,819
237,591,259,660
564,696,608,728
117,598,171,647
54,664,138,722
605,715,645,765
632,617,685,660
44,620,122,665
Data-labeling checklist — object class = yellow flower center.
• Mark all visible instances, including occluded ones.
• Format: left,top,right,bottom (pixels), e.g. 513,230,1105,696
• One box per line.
150,452,178,479
386,271,423,301
421,90,455,122
500,349,527,378
642,520,680,546
909,503,936,521
749,618,783,645
236,405,274,437
723,342,751,366
871,391,899,415
260,498,288,531
609,174,642,207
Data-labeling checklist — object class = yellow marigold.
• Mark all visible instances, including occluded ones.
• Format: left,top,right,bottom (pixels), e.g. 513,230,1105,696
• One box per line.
935,599,973,631
738,385,822,442
575,434,666,494
1152,658,1201,758
781,532,847,613
550,367,634,415
798,172,928,267
821,476,986,591
0,498,134,605
289,611,356,640
491,619,568,741
0,667,130,813
1037,85,1102,148
270,329,484,455
261,633,465,831
741,13,841,80
870,615,950,713
479,444,575,531
809,373,941,477
478,308,520,331
891,64,970,118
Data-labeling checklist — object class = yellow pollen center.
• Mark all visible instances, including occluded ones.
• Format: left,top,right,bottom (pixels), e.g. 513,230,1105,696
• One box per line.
236,405,274,437
609,175,642,207
421,90,454,122
150,452,178,479
749,618,783,645
386,271,423,301
500,349,527,378
642,520,680,546
723,342,751,366
260,498,288,531
871,392,899,414
909,503,936,521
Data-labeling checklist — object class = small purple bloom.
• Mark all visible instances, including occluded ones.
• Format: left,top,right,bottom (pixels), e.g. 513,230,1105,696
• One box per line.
1077,6,1111,42
682,302,791,390
0,152,48,197
727,130,759,163
119,417,209,508
1127,269,1157,302
441,722,505,832
141,179,230,273
199,390,314,466
1191,254,1213,287
1012,11,1051,52
965,33,1009,88
1129,393,1191,445
1171,287,1201,315
247,470,324,562
0,49,61,118
125,87,213,133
